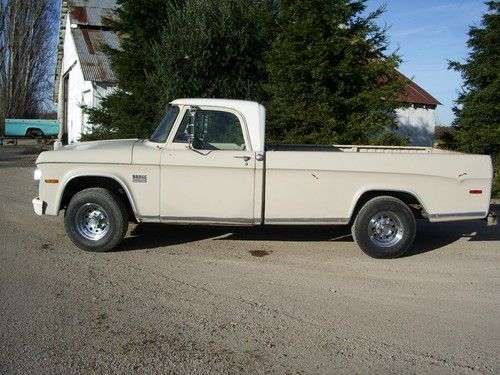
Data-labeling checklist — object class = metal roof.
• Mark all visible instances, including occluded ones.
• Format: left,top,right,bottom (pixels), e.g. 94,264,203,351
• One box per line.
401,79,441,107
72,29,119,82
396,71,441,107
54,0,119,101
68,0,117,27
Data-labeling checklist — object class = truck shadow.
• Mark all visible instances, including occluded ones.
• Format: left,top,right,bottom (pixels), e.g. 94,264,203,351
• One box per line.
118,219,499,257
405,220,499,257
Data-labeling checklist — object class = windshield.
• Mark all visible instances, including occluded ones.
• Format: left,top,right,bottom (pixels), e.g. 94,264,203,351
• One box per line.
149,105,180,143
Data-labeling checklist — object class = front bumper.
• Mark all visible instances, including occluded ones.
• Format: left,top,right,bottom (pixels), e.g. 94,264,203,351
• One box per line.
32,197,45,216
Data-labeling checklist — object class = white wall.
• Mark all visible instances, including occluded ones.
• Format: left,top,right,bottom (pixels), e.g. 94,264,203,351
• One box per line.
57,15,117,144
396,106,436,147
58,15,93,144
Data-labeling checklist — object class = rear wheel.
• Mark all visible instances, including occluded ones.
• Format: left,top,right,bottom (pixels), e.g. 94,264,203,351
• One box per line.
352,196,416,258
64,188,128,252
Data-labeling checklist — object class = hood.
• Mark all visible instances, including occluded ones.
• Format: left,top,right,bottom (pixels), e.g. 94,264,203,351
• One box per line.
36,139,138,164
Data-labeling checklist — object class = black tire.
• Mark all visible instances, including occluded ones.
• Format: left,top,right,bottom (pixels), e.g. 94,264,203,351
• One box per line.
64,188,128,252
352,196,416,259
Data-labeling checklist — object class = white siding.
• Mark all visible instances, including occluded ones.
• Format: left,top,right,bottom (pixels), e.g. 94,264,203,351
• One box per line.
58,15,92,143
396,106,436,147
57,16,116,144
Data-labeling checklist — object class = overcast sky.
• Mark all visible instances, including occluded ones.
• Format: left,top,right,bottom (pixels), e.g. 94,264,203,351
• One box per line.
366,0,489,126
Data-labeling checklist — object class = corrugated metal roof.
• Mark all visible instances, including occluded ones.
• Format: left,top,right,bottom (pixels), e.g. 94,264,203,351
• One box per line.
69,4,117,27
68,0,117,7
401,80,441,107
72,29,118,82
395,71,441,107
54,0,119,100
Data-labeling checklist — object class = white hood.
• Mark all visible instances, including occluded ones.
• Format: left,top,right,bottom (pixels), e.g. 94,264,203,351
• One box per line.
36,139,138,165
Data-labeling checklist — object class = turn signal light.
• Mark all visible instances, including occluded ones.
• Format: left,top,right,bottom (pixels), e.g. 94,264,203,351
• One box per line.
44,179,59,184
469,189,482,194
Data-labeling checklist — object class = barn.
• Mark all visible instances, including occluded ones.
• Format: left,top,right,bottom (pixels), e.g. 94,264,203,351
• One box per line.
54,0,440,147
54,0,118,145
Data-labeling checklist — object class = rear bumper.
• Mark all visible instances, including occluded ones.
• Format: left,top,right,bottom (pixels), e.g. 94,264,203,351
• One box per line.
32,197,45,216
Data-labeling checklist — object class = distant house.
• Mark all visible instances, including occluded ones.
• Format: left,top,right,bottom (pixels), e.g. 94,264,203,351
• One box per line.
54,1,440,146
54,0,118,144
395,71,441,146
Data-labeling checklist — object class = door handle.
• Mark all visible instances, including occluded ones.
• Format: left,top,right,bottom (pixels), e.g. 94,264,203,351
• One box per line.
233,155,251,162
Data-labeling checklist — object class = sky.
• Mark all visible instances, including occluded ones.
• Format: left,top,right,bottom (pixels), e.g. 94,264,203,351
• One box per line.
365,0,489,126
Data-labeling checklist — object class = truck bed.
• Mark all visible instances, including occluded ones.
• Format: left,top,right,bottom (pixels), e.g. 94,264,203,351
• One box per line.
263,146,490,224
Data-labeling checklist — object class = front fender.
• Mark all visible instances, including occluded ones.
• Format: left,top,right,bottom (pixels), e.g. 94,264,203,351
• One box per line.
56,170,140,221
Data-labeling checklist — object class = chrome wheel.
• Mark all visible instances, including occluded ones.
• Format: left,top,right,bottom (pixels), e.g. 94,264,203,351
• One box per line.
75,203,109,241
368,211,404,248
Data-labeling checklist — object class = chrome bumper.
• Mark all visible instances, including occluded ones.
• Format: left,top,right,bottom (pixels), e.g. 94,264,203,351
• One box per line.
32,197,45,216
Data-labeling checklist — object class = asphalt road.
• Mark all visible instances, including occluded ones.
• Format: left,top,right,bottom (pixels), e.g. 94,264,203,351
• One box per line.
1,146,499,374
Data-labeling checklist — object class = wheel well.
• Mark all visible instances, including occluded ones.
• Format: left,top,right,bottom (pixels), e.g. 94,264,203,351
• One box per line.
60,176,136,222
26,128,43,135
351,190,424,223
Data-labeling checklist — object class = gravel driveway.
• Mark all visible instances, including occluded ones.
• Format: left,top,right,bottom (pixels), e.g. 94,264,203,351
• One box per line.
1,146,499,374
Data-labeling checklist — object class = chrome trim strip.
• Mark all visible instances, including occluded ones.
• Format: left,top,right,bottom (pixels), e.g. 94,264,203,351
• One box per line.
138,216,351,225
428,211,487,219
160,216,253,224
137,215,160,223
265,217,350,224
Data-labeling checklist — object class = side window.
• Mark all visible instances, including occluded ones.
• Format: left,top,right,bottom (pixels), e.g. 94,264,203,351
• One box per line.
174,109,246,151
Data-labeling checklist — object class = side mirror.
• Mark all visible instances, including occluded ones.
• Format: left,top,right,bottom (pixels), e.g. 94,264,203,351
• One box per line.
186,107,197,146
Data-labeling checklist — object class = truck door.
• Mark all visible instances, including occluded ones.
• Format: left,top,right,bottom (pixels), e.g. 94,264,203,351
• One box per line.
160,107,256,224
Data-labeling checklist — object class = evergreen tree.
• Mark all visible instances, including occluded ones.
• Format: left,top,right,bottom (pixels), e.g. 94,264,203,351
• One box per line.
448,2,499,198
449,1,499,155
448,1,499,197
85,0,183,140
264,0,405,145
147,0,275,107
86,0,275,140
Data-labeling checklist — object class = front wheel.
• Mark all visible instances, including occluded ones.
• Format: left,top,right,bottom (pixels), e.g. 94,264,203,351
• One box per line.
64,188,128,252
352,196,416,258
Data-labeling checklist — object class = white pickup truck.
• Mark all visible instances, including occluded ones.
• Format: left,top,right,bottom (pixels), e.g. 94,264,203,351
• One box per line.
32,99,493,258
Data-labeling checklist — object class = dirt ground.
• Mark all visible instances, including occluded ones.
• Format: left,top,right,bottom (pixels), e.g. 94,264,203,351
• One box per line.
1,145,499,374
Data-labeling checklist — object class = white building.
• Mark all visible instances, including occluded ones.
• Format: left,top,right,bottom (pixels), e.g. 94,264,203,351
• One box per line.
54,1,440,147
395,71,441,146
54,0,118,144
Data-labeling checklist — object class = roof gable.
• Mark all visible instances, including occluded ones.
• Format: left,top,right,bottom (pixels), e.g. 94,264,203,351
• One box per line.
396,70,441,107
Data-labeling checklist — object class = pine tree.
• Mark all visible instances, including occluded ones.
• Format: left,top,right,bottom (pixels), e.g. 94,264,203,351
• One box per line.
86,0,275,140
448,1,500,197
85,0,183,140
147,0,275,106
264,0,405,145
